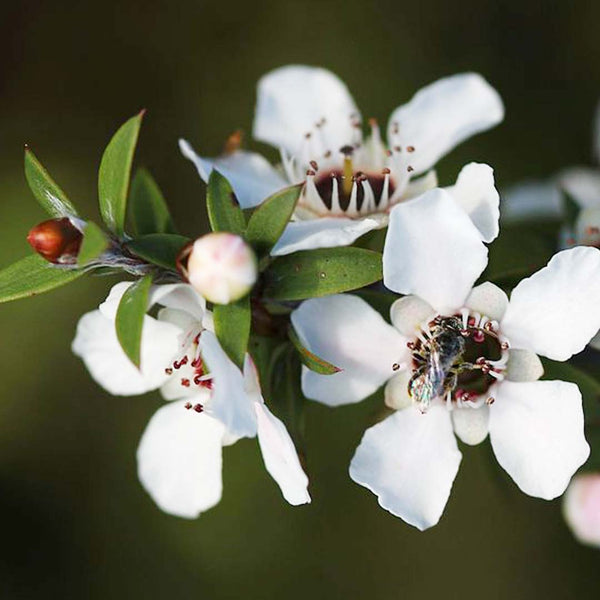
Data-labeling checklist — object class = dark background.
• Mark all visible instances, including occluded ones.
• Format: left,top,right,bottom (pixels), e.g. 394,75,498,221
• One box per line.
1,1,599,598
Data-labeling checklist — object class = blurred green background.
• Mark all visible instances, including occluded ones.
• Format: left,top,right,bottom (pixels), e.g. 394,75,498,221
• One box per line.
1,0,600,597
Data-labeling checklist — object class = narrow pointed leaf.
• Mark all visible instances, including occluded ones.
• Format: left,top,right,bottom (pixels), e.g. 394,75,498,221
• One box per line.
206,170,245,235
98,111,144,236
213,296,250,368
263,247,383,301
126,233,190,271
24,147,78,217
289,326,342,375
115,274,153,368
245,184,302,257
130,168,177,235
77,221,109,266
0,254,82,303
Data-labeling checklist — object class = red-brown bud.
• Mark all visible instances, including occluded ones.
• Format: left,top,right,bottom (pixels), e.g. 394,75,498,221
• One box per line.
27,218,83,264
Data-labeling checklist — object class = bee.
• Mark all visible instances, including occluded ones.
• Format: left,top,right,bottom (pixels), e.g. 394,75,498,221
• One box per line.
408,316,467,412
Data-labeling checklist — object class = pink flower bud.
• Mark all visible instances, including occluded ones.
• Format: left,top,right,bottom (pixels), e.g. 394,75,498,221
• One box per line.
563,473,600,548
27,218,83,264
183,232,257,304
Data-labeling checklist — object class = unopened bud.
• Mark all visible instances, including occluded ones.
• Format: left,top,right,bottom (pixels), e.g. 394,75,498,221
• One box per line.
182,232,257,304
563,473,600,548
27,217,82,264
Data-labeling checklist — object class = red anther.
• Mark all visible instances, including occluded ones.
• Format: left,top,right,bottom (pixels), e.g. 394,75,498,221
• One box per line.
164,368,173,375
309,160,319,170
475,357,487,365
406,146,415,152
486,397,495,405
201,379,214,390
407,341,416,350
501,341,510,350
473,330,485,343
460,329,470,337
386,149,393,157
27,217,83,264
468,316,477,326
193,403,204,413
382,167,391,174
324,150,332,158
484,321,495,332
392,363,401,371
193,374,203,385
305,132,312,139
184,402,192,410
306,169,316,177
191,356,203,369
407,166,414,173
174,356,189,369
481,365,491,374
193,333,201,344
181,378,190,387
393,145,402,152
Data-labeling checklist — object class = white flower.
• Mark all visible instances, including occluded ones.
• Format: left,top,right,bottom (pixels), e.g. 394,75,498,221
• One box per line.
180,65,504,255
292,194,600,530
563,472,600,548
72,282,310,517
183,232,257,304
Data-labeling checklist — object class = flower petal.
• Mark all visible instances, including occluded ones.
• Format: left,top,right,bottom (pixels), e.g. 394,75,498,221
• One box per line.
387,73,504,175
505,349,544,382
489,380,589,500
389,295,436,337
558,167,600,209
451,405,489,446
179,139,286,209
563,473,600,548
71,310,180,396
349,405,462,530
501,180,564,223
199,331,257,438
271,216,381,256
137,400,226,518
384,370,413,410
464,282,509,322
253,65,359,156
500,247,600,360
383,188,488,313
447,163,500,242
291,295,408,406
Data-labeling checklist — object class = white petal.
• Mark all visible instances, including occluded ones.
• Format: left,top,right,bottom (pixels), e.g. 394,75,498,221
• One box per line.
271,216,381,256
291,295,408,406
452,405,489,445
558,167,600,209
98,281,134,319
384,370,413,410
501,247,600,360
464,282,509,322
179,139,287,209
137,401,226,518
447,163,500,242
489,380,589,500
72,310,180,396
505,349,544,382
389,295,436,337
349,406,462,530
253,65,359,156
501,180,563,223
199,331,257,438
383,188,488,313
387,73,504,174
563,473,600,548
254,403,310,505
589,329,600,351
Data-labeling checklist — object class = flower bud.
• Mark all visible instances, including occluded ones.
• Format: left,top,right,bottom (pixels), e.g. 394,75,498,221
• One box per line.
183,232,257,304
563,473,600,548
27,218,83,264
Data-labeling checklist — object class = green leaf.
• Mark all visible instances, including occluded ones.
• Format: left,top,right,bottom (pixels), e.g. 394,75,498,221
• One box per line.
129,168,177,235
0,254,82,303
98,111,144,236
115,274,153,368
213,296,251,368
263,247,383,301
24,147,78,217
542,359,600,423
245,184,302,257
77,221,109,266
125,233,190,271
288,326,341,375
206,170,245,235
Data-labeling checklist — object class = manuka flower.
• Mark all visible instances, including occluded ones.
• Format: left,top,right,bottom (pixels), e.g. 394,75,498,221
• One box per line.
563,473,600,548
180,65,504,254
72,283,310,517
291,191,600,530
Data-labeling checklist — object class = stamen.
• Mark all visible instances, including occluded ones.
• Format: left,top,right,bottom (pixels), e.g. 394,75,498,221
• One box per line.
342,155,354,196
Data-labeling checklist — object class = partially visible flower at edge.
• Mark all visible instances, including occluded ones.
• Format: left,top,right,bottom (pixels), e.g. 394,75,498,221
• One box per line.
563,473,600,548
292,191,600,530
71,282,310,517
180,64,504,255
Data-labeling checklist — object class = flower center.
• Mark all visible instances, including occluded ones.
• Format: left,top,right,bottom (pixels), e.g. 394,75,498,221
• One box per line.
396,311,509,413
